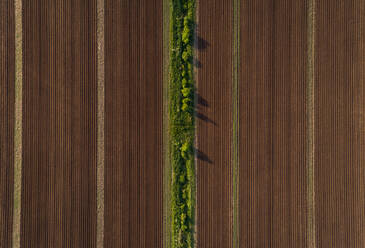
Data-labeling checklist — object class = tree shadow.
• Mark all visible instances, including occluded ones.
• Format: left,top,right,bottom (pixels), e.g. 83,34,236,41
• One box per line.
197,93,208,107
194,36,209,50
196,149,213,164
195,112,217,126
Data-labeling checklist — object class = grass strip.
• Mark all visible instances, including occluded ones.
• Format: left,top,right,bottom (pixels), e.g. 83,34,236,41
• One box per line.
306,0,316,247
96,0,105,247
169,0,196,247
13,0,22,247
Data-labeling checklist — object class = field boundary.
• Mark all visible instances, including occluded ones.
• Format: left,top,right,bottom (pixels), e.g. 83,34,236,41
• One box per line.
193,0,199,246
169,0,196,246
12,0,22,247
193,0,200,247
232,0,240,246
96,0,105,247
306,0,316,247
163,0,171,246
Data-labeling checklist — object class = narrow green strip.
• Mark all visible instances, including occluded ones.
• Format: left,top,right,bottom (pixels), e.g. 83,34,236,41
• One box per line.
307,0,316,247
13,0,22,247
232,0,240,247
169,0,196,247
96,0,105,247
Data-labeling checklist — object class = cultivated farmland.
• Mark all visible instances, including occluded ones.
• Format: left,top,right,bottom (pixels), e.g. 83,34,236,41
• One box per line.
239,0,308,247
315,1,365,246
0,1,15,247
104,0,163,247
196,0,233,247
1,0,365,247
21,0,97,246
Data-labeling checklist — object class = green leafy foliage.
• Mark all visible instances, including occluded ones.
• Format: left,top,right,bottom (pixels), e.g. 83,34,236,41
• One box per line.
181,87,192,97
169,0,196,247
182,26,190,44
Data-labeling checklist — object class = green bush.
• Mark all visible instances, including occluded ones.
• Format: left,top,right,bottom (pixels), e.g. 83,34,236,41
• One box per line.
182,78,188,87
181,103,189,112
182,27,190,44
181,87,192,97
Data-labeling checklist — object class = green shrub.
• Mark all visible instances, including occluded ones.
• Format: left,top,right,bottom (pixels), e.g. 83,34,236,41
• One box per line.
182,47,192,62
181,103,189,112
180,141,192,158
181,87,191,97
182,98,191,105
182,26,190,44
182,78,188,87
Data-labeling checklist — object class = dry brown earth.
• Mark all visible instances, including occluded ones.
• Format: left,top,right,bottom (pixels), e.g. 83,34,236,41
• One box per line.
104,0,163,247
239,1,308,247
2,1,365,247
315,1,365,246
196,0,233,247
0,1,15,247
21,1,97,246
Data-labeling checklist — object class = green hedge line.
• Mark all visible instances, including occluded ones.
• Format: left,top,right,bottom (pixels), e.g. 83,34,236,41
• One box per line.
169,0,196,247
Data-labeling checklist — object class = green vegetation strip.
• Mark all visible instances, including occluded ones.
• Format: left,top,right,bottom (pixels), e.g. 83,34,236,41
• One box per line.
169,0,196,247
13,0,22,247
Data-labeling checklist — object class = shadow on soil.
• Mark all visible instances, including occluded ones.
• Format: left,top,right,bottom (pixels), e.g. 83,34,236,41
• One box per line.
197,93,208,107
195,112,217,126
196,149,213,164
194,36,209,50
193,33,213,164
193,35,208,68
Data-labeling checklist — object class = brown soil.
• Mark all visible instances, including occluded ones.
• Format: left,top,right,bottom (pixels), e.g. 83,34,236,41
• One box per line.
239,1,308,247
104,0,163,247
196,0,233,247
2,1,365,247
21,1,97,247
0,1,15,247
314,1,365,246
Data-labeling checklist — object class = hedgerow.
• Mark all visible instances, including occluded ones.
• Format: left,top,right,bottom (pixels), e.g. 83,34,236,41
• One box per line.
169,0,196,247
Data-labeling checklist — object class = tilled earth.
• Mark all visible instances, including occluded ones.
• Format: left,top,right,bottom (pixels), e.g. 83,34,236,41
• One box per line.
196,0,233,247
104,0,163,247
1,1,365,247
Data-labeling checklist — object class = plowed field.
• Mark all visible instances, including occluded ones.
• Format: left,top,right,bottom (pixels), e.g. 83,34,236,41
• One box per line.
315,1,365,246
196,1,233,247
21,1,97,246
239,1,308,247
0,1,15,247
104,0,163,247
0,1,365,247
